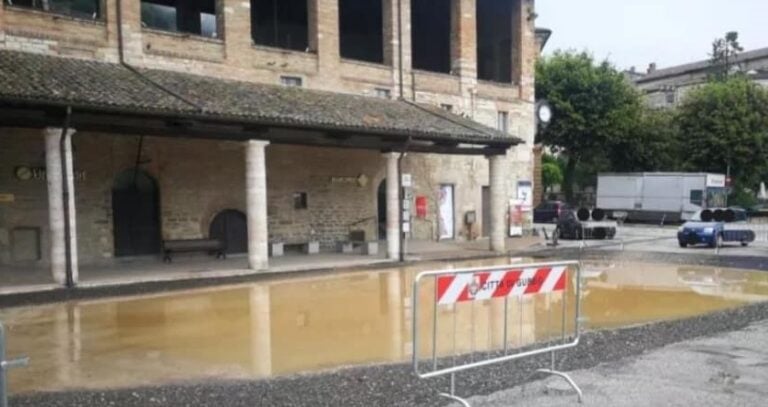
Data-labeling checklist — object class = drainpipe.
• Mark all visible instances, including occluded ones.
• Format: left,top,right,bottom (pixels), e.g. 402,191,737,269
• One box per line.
59,106,75,288
397,0,404,99
397,137,412,262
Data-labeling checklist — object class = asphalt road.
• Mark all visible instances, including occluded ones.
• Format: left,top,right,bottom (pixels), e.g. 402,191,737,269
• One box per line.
535,223,768,257
460,320,768,407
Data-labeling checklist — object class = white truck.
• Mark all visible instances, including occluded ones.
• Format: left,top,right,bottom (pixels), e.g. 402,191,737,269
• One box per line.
596,172,728,223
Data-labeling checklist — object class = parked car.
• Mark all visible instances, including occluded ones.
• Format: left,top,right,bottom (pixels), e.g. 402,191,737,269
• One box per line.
677,214,755,248
534,201,570,223
677,221,725,248
748,203,768,218
555,210,617,240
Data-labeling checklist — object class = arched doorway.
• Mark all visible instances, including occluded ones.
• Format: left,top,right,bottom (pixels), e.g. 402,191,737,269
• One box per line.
209,209,248,254
377,180,387,240
112,169,161,257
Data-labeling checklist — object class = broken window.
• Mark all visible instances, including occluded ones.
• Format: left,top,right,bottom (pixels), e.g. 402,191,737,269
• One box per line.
411,0,451,74
5,0,101,19
251,0,309,51
141,0,218,38
477,0,513,83
339,0,383,63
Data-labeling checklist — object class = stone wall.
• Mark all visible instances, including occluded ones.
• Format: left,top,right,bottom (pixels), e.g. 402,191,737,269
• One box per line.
1,130,515,264
0,130,50,266
0,0,540,263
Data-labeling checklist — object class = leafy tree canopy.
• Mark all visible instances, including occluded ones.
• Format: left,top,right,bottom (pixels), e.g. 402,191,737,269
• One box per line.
677,77,768,191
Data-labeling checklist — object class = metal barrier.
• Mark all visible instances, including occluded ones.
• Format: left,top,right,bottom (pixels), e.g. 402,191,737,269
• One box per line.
412,261,583,406
0,322,28,407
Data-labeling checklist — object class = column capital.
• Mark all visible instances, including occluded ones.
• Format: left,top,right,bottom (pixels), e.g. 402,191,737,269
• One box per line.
382,152,400,159
247,139,270,148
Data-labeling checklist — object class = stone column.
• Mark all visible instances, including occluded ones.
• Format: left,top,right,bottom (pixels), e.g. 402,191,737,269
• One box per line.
489,154,508,253
246,140,270,271
384,153,401,260
45,128,78,285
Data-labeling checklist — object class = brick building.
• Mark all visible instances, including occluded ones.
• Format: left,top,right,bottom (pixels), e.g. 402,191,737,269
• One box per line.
0,0,540,286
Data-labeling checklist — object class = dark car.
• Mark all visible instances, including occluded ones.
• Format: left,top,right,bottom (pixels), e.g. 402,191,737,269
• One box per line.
555,210,617,240
534,201,570,223
748,203,768,218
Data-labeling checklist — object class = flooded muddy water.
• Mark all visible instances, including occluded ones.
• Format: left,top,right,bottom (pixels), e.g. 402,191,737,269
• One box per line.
1,258,766,394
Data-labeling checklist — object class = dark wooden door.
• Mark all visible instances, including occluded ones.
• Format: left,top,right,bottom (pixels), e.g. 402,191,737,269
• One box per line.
482,186,491,237
209,209,248,254
377,180,387,240
112,170,161,257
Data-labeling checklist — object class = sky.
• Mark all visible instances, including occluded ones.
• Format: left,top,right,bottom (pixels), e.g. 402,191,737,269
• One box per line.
536,0,768,72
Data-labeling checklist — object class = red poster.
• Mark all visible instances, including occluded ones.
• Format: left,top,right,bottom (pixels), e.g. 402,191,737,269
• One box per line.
416,196,428,218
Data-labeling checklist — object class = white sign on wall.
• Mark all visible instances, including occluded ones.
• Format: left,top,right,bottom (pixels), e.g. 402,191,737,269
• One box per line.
517,181,533,210
438,185,455,239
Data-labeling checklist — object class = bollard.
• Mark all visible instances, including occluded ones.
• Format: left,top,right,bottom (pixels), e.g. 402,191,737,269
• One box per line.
0,322,29,407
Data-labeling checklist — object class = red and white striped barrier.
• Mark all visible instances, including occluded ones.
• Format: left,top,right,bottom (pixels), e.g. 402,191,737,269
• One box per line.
413,261,583,403
436,266,567,305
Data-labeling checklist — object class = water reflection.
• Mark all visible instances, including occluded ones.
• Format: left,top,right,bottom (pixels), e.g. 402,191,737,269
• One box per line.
1,260,765,394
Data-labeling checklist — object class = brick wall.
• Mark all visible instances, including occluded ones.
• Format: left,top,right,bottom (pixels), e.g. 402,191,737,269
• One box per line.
0,130,50,266
0,0,540,261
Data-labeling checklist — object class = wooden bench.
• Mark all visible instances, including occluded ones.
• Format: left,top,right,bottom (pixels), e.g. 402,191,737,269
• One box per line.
163,239,225,263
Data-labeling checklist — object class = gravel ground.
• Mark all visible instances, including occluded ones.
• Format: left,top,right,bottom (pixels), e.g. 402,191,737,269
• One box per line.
11,301,768,407
462,320,768,406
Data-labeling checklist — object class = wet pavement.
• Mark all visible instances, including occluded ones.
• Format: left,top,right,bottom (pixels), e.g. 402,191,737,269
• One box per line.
462,320,768,406
1,257,767,397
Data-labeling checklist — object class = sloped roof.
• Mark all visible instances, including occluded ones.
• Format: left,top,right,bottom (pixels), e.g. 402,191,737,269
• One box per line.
0,50,521,148
636,47,768,84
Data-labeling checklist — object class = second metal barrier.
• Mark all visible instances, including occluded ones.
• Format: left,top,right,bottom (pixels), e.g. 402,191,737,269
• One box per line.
412,260,583,405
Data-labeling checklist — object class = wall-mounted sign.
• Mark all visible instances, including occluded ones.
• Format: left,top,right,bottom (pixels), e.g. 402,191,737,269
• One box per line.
517,180,533,210
330,174,368,187
402,173,413,187
509,199,525,237
415,196,428,218
0,193,14,203
14,166,86,182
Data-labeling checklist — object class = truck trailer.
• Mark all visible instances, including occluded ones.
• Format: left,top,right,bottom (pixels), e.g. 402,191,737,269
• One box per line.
596,172,727,223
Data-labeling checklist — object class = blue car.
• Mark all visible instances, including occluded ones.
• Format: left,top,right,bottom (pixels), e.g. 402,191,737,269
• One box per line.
678,221,755,248
677,222,724,248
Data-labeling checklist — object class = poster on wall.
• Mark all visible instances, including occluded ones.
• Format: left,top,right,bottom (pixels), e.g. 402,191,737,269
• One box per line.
517,181,533,210
438,185,455,239
509,199,524,237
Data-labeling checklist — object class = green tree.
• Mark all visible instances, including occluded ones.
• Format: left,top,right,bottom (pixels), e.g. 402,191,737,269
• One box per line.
709,31,744,81
607,108,682,172
677,77,768,196
541,154,564,198
535,51,642,203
